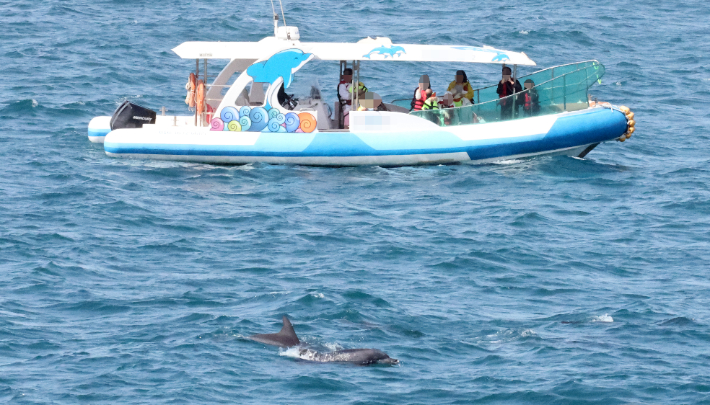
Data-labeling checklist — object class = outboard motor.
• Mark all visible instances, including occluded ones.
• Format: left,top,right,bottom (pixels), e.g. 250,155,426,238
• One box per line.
110,101,157,130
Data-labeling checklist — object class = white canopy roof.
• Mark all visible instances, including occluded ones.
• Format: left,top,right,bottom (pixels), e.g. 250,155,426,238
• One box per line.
172,36,536,66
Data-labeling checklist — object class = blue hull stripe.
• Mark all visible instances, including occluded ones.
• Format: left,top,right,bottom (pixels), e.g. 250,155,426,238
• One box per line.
89,128,110,138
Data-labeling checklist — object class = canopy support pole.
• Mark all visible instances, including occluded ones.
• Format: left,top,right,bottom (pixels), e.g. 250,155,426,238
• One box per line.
203,59,208,126
513,64,518,117
339,61,346,129
195,59,199,127
354,60,360,111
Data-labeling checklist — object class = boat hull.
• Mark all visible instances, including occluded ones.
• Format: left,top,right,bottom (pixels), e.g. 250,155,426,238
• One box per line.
103,107,627,166
88,116,111,143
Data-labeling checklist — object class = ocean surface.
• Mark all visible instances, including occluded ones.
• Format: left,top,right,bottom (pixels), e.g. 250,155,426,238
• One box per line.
2,0,710,403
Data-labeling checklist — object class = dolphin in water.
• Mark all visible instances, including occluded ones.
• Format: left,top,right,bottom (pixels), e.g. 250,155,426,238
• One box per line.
248,316,399,366
249,316,301,347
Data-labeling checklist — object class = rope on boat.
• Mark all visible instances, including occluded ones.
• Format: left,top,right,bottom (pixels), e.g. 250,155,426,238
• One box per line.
592,102,635,142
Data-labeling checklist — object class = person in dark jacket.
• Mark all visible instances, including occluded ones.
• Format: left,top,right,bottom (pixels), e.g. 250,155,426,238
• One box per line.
496,66,522,120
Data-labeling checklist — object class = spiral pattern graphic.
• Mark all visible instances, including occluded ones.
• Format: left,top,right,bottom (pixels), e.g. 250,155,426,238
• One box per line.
284,112,300,133
210,118,224,131
273,112,286,125
298,112,317,133
249,107,268,132
267,118,283,132
227,120,242,132
268,108,281,120
220,106,238,123
239,116,252,132
239,106,251,118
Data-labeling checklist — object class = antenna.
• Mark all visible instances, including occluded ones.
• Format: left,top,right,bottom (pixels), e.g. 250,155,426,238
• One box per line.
269,0,278,36
278,0,289,39
278,0,288,28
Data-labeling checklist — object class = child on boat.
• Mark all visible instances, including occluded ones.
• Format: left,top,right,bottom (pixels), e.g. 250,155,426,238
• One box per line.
357,92,385,111
439,92,456,126
420,89,442,125
522,79,540,116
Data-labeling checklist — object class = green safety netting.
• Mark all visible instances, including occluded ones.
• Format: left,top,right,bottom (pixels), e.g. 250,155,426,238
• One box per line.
408,60,605,127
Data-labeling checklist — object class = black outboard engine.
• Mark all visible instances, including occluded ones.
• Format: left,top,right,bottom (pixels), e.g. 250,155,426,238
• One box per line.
110,101,157,130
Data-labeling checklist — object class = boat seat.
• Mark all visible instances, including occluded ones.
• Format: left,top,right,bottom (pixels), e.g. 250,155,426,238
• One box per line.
235,88,250,106
249,82,266,106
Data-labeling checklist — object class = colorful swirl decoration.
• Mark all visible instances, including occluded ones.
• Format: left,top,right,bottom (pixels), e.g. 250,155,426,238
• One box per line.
227,120,242,132
220,106,238,123
266,109,286,132
249,107,269,132
268,108,283,121
267,118,286,132
210,117,224,131
298,112,317,133
221,106,317,134
284,113,300,133
239,115,252,132
270,110,286,125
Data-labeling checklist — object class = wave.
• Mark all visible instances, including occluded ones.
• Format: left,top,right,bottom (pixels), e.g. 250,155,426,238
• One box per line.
591,314,614,323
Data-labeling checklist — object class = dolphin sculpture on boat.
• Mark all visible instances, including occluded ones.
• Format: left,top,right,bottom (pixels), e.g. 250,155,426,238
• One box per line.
248,316,399,366
245,49,314,110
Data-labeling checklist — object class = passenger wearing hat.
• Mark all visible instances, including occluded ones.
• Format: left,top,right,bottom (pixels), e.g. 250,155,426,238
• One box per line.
447,70,474,107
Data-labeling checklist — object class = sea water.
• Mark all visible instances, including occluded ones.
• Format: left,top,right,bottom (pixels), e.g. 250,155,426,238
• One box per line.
1,0,710,403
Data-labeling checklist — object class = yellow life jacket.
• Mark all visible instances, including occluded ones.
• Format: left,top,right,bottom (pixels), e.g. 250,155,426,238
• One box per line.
421,98,439,110
348,82,368,94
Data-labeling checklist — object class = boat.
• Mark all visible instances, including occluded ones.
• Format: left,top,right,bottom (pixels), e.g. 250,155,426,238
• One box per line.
87,19,636,167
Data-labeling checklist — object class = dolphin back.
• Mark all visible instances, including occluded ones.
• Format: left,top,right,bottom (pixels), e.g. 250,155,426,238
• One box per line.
303,348,399,365
249,316,300,348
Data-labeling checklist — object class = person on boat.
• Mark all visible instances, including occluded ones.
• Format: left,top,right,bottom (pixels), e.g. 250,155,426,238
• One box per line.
522,79,540,117
421,89,439,110
439,92,456,126
439,92,455,109
497,66,522,120
447,70,474,107
357,92,386,112
419,89,441,125
411,75,431,111
337,68,368,129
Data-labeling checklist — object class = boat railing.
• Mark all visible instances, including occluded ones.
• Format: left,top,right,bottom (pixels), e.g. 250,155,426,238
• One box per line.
409,60,605,127
466,60,604,105
390,60,604,111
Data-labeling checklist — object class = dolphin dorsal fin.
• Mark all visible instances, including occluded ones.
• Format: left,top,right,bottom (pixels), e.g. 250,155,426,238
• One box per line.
279,316,300,345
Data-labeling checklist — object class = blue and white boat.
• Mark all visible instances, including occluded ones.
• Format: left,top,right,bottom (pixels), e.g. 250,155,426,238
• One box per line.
88,22,636,166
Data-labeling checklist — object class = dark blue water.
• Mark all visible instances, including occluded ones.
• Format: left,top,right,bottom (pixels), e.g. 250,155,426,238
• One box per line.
2,0,710,403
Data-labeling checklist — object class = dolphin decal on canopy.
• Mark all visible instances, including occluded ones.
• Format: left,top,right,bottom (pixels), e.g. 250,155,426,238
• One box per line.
363,45,406,59
452,46,510,62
